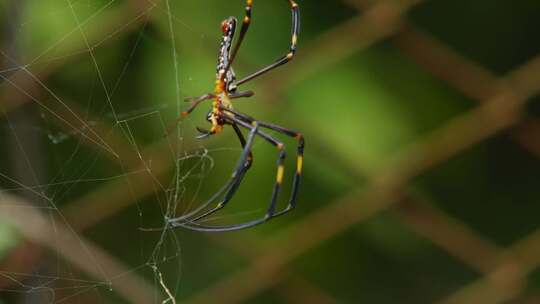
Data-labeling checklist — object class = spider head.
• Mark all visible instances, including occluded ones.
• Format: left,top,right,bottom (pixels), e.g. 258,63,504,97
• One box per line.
221,20,229,34
221,17,237,35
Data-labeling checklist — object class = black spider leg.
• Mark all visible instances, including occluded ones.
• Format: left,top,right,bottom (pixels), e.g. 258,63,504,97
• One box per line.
221,106,304,214
235,0,300,87
181,91,251,110
227,0,253,69
171,91,255,138
164,94,215,136
181,91,253,116
167,121,258,226
229,90,255,99
184,123,254,222
184,93,215,104
173,116,295,232
222,0,254,97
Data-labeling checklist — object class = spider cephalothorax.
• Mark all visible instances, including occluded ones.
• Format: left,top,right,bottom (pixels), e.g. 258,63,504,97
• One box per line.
171,0,304,232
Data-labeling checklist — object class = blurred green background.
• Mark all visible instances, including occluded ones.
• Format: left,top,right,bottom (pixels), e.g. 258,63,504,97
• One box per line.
1,0,540,303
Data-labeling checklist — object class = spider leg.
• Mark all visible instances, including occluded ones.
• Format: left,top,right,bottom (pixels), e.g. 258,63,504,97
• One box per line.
184,93,215,103
235,0,300,86
185,123,253,222
232,122,254,169
170,218,270,233
181,89,251,120
263,123,303,216
175,117,290,232
164,93,215,136
228,0,253,68
182,93,215,116
220,106,304,213
229,90,254,99
168,121,258,226
195,127,214,139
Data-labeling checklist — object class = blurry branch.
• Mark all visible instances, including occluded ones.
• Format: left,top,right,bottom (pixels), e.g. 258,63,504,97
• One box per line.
45,97,143,166
512,119,540,157
290,119,509,277
0,1,49,298
0,193,161,304
0,92,173,301
206,230,339,304
183,191,384,304
522,296,540,304
288,107,511,279
0,241,43,290
62,139,175,231
394,195,502,274
299,129,506,275
277,277,338,304
394,25,540,160
438,227,540,304
390,24,540,302
513,293,540,304
393,25,502,101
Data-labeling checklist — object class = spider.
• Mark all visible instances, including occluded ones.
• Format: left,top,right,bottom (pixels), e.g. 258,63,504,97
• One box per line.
167,0,304,232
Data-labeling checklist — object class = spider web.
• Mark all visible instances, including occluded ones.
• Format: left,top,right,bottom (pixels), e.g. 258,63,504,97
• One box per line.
0,0,250,303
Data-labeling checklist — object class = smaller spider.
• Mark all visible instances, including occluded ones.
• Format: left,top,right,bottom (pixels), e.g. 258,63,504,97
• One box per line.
167,0,304,232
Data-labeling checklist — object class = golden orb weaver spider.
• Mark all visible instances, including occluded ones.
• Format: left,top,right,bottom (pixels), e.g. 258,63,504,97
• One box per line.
168,0,303,232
